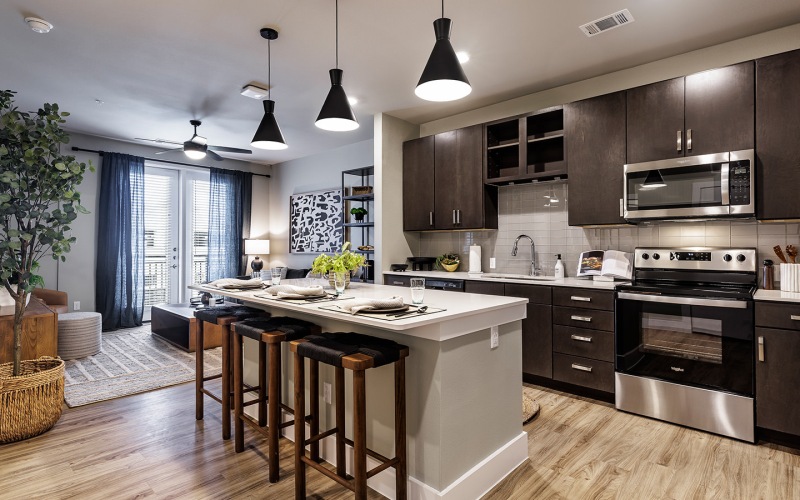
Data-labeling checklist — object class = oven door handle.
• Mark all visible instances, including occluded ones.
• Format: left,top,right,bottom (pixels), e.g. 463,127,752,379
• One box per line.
617,292,748,309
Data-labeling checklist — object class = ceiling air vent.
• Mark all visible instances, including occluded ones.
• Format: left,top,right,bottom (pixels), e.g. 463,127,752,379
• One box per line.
579,9,634,37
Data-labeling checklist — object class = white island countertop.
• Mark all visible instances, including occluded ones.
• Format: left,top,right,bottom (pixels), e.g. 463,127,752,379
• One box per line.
189,281,527,342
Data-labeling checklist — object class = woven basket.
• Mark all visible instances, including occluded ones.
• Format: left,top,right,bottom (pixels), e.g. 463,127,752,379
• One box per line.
0,357,65,443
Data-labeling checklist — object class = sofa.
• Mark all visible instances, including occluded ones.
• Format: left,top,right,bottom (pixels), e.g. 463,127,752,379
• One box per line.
32,288,68,314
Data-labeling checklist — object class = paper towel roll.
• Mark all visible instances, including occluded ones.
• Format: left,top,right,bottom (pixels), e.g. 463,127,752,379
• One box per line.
469,245,482,273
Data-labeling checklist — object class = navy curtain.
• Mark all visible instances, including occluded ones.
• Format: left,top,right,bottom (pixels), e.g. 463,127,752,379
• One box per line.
207,168,252,281
95,153,145,331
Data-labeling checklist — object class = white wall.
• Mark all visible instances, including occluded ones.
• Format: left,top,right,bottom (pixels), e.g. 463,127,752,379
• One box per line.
37,132,268,313
268,139,375,270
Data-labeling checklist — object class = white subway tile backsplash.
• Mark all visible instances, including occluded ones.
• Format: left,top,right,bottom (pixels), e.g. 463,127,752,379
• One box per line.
415,183,797,276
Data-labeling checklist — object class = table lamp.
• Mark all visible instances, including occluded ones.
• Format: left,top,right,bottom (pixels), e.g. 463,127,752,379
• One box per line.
245,239,270,277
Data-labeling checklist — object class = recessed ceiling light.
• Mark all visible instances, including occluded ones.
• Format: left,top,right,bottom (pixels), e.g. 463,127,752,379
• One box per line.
25,17,53,34
456,51,470,64
347,96,358,105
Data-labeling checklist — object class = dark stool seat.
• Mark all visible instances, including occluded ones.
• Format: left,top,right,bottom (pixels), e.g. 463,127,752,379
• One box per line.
194,305,269,440
231,317,322,483
291,332,409,500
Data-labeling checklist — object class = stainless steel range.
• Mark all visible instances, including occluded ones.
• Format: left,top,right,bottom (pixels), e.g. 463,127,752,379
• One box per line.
615,247,757,442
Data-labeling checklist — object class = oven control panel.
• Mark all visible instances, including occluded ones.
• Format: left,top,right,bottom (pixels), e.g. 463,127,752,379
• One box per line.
634,248,756,272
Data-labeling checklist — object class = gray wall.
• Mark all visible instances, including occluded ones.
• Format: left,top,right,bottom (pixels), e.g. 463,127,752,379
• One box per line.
37,132,268,313
268,139,375,270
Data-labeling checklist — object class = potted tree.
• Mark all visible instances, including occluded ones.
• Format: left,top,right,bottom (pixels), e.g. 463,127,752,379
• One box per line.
0,90,92,443
349,206,368,222
310,242,368,288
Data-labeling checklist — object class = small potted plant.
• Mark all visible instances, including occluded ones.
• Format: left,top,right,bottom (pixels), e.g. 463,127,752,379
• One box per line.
311,242,368,287
436,253,460,272
349,206,368,222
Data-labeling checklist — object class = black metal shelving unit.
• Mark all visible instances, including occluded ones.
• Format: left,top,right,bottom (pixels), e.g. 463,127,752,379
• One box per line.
341,166,375,283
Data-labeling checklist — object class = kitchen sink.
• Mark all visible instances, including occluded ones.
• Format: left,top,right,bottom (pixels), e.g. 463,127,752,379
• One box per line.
481,273,558,281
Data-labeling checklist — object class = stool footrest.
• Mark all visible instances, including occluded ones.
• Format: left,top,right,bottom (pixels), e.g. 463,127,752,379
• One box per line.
202,374,222,383
279,413,313,430
305,427,337,445
300,455,352,490
343,436,392,464
368,457,400,479
199,388,223,405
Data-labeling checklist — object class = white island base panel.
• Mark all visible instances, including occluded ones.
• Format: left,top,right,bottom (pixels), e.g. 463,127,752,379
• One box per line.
193,283,528,499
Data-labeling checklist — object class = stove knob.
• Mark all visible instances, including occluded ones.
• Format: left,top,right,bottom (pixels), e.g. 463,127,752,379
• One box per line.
737,254,746,262
641,253,650,260
723,254,733,262
652,253,660,260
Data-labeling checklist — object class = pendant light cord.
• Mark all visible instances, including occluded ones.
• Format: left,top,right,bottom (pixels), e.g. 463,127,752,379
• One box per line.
441,0,444,18
267,38,271,100
335,0,339,69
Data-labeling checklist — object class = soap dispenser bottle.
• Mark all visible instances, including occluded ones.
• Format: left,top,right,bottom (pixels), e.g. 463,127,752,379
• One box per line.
554,254,565,279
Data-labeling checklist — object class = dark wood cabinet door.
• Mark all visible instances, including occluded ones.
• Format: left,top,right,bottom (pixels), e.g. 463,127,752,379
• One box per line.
684,61,754,156
756,327,800,435
402,136,435,231
756,49,800,220
522,303,553,378
566,91,627,225
464,280,504,296
626,77,685,163
434,125,490,229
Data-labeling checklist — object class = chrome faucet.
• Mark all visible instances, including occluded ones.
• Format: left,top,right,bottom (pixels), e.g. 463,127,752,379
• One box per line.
512,234,539,276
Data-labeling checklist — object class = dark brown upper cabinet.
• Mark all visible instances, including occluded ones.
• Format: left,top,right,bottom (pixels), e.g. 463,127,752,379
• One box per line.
402,135,435,231
402,125,497,231
566,91,627,226
756,48,800,221
485,106,566,185
627,61,754,164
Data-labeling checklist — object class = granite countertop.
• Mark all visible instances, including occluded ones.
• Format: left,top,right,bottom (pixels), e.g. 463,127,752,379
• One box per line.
383,270,625,290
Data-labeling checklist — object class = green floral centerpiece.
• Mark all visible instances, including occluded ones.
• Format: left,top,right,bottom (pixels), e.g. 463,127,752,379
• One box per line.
436,252,460,272
311,242,368,287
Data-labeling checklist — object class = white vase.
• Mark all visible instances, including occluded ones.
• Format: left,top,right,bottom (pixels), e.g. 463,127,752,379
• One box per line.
0,286,31,317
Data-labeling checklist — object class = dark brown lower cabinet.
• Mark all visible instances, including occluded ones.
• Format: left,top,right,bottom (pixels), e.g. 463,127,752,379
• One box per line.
756,326,800,436
504,284,552,379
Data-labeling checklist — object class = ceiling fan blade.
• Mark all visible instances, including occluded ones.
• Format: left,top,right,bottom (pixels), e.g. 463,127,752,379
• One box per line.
136,138,183,146
154,148,182,155
208,145,253,154
207,150,224,161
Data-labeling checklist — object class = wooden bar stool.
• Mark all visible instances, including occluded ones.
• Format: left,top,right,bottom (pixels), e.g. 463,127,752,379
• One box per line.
231,316,322,483
291,332,409,500
194,305,268,440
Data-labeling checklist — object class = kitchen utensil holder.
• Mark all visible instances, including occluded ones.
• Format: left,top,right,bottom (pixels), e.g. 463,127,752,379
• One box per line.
780,263,800,292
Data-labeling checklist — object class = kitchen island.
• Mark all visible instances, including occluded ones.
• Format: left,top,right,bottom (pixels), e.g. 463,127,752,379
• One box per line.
190,282,528,500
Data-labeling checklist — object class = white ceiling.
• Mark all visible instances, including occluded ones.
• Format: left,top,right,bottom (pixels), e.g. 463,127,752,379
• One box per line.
2,1,800,165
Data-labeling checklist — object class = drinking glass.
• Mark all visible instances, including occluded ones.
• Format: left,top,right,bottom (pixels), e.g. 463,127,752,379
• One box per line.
333,271,347,296
410,278,425,305
271,267,283,286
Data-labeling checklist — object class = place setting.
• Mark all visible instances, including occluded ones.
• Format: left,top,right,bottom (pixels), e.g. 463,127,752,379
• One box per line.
318,289,446,321
254,283,355,304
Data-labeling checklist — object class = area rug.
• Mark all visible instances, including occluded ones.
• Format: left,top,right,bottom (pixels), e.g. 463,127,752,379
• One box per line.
63,325,222,407
523,387,541,424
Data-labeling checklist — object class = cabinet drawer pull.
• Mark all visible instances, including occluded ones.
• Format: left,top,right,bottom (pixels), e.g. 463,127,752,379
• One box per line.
758,336,765,362
686,128,692,151
392,281,405,286
571,363,593,373
429,211,433,226
570,296,591,302
571,315,592,322
570,334,593,343
457,209,461,224
677,130,682,151
791,315,800,321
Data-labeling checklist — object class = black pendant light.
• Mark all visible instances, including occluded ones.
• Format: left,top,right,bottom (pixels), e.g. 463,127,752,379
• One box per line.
642,169,667,189
251,27,288,150
415,0,471,102
315,0,358,132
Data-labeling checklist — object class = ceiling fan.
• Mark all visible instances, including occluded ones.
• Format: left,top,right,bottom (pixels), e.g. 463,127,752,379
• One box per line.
136,120,252,161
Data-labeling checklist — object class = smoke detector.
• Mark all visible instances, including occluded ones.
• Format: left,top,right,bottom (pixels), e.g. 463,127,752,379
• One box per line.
240,84,269,100
579,9,634,37
25,17,53,34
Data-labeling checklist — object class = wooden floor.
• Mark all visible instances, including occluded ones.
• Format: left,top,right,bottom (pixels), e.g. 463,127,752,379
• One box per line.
2,382,799,499
485,384,800,500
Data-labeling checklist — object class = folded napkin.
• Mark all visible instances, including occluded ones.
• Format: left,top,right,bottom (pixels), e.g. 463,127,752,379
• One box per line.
263,284,326,299
339,296,405,315
209,278,263,289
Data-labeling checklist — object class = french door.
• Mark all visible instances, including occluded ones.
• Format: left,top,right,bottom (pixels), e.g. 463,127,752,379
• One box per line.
143,165,209,320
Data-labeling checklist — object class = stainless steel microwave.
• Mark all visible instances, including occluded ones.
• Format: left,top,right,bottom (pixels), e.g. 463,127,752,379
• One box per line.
623,149,755,222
